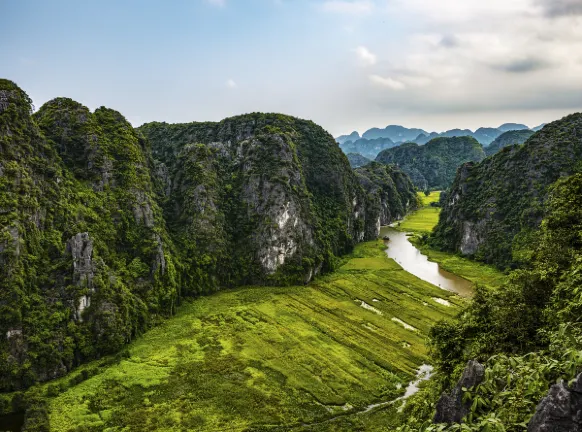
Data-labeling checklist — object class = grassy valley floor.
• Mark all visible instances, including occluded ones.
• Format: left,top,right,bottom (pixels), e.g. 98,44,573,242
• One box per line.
394,192,440,234
39,241,463,432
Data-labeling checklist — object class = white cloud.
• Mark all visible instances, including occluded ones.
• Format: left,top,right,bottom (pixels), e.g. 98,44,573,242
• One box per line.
226,79,237,88
321,0,374,15
354,46,377,66
369,75,406,90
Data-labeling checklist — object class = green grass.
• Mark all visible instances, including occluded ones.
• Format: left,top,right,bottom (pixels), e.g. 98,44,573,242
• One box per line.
419,191,440,206
395,191,441,233
44,240,463,432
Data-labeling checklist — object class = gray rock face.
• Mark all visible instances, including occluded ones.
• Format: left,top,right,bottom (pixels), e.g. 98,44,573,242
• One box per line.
154,160,172,196
66,232,94,288
434,360,485,424
131,189,155,228
528,373,582,432
0,226,20,262
0,89,15,113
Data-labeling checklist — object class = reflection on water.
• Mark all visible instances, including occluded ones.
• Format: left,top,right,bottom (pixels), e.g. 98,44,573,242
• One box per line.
380,226,473,297
0,412,24,432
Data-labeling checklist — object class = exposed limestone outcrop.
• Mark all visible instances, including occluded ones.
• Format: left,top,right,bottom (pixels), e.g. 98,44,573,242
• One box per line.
528,373,582,432
434,360,485,423
66,232,94,288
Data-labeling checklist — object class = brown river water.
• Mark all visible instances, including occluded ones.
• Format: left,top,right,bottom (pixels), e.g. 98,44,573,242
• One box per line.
380,226,473,297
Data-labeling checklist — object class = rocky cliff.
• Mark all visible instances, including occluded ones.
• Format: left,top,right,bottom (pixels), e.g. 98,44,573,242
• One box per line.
0,81,179,391
0,80,420,390
431,113,582,267
375,136,486,190
354,162,420,239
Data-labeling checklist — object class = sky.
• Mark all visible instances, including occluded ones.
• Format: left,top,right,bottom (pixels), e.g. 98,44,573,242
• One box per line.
2,0,582,136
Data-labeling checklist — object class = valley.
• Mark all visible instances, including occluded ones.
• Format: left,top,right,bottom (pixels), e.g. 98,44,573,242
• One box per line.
1,76,581,431
42,238,465,432
4,0,582,429
8,191,505,432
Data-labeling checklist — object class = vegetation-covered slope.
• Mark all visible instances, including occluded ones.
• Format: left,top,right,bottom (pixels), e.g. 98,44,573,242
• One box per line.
355,162,420,239
0,80,420,394
375,136,486,190
346,152,372,168
398,171,582,431
484,129,535,156
431,113,582,268
0,80,179,392
139,115,417,289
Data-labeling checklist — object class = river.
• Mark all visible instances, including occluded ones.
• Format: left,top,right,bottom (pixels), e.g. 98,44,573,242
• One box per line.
380,226,473,297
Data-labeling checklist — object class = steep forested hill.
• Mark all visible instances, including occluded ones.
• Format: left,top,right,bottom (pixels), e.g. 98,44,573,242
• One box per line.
431,113,582,268
0,82,179,391
484,129,535,156
0,79,419,391
346,152,371,168
354,162,420,238
375,136,486,190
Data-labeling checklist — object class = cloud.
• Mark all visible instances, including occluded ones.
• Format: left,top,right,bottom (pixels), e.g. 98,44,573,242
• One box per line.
354,46,377,66
330,0,582,134
320,0,374,15
226,79,237,88
205,0,225,6
369,75,406,90
439,34,460,48
494,57,551,73
537,0,582,17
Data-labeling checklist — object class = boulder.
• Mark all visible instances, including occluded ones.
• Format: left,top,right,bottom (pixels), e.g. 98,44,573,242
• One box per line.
434,360,485,423
528,373,582,432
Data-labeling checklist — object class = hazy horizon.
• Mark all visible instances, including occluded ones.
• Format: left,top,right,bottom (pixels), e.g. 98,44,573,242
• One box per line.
2,0,582,136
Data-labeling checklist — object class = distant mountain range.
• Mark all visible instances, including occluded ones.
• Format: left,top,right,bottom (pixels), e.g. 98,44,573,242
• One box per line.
340,137,399,159
337,122,546,159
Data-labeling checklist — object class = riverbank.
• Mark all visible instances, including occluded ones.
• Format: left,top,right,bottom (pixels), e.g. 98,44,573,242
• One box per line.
30,240,461,432
395,191,506,289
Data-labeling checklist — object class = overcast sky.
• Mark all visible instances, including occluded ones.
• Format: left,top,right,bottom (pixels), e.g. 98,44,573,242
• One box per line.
2,0,582,135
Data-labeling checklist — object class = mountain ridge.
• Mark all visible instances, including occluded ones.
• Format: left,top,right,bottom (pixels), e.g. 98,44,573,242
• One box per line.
0,79,420,391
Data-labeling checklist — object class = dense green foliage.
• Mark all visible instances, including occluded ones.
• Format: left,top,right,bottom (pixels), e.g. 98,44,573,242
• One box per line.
0,80,179,393
354,162,421,238
484,129,535,156
346,152,372,168
397,172,582,430
394,117,582,430
431,113,582,268
375,137,486,190
139,115,417,290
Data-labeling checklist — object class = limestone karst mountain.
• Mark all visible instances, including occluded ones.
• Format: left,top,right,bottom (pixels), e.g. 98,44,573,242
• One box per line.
0,79,419,390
